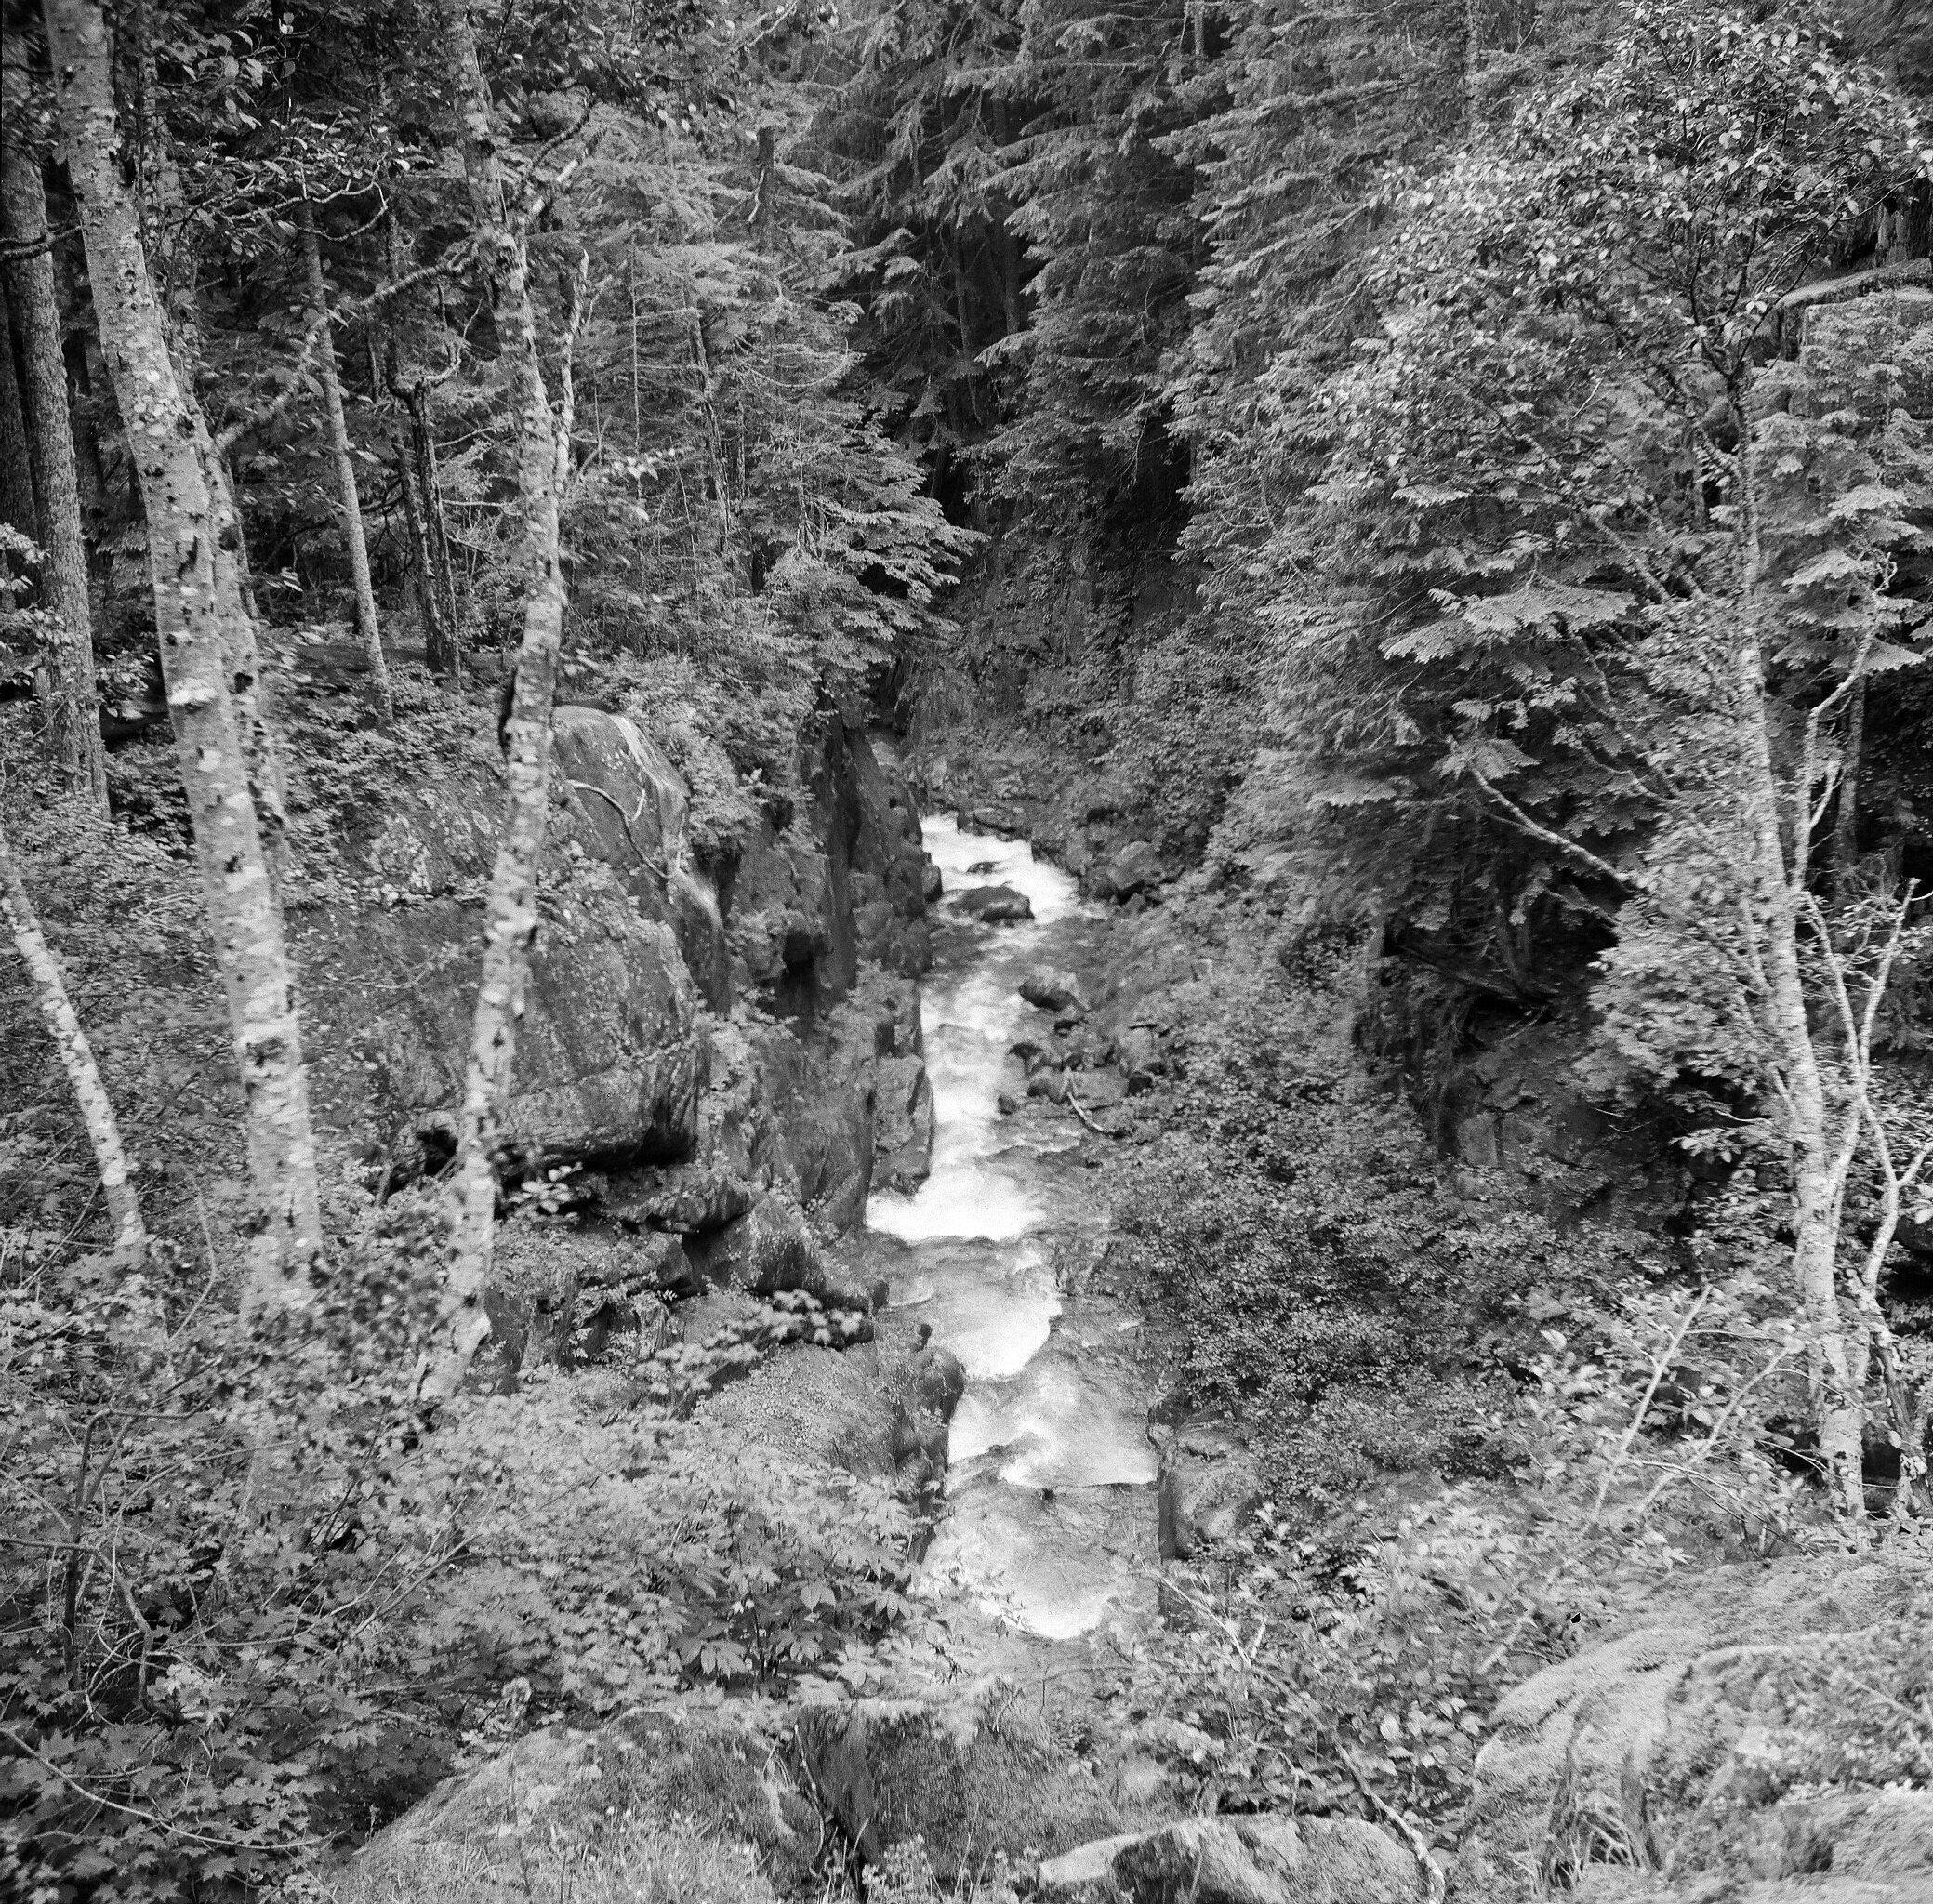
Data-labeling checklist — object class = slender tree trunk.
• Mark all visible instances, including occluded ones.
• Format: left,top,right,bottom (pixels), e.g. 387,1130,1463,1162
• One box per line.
1,126,109,807
413,389,461,671
0,820,145,1260
422,0,572,1399
1733,443,1866,1529
0,278,39,578
395,439,449,670
299,204,392,724
1834,674,1866,878
45,0,324,1312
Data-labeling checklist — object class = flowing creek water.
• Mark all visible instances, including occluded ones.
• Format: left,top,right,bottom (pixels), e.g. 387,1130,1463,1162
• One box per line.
861,816,1163,1642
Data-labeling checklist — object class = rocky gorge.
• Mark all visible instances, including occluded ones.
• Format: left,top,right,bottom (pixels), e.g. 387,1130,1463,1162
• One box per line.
309,701,1929,1904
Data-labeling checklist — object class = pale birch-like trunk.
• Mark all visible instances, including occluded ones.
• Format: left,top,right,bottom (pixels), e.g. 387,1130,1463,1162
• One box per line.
0,820,145,1260
420,0,572,1399
1732,432,1868,1527
299,204,392,725
0,112,108,807
45,0,324,1313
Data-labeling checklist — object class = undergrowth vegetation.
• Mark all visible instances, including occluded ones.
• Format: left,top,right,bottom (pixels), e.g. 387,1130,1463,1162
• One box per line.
1109,913,1852,1840
0,1210,926,1902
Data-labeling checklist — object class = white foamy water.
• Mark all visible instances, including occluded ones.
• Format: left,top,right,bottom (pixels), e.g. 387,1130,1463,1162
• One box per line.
868,816,1082,1245
865,811,1158,1641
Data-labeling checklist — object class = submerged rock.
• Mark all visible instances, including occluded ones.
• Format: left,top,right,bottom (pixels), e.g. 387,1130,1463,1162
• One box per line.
1037,1816,1417,1904
797,1676,1121,1879
956,883,1034,923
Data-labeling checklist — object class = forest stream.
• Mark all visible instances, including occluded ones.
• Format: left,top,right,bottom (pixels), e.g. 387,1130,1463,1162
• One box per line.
862,817,1161,1642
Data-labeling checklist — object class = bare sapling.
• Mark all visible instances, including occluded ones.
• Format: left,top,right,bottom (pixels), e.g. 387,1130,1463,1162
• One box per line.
418,0,587,1400
0,818,146,1261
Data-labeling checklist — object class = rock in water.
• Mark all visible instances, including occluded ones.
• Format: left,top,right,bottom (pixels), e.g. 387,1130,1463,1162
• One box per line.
1021,968,1088,1014
797,1676,1121,1880
1037,1817,1417,1903
955,883,1034,923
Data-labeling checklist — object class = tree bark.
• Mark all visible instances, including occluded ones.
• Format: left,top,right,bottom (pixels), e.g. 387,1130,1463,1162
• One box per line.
0,819,145,1261
0,277,39,583
1,124,109,807
422,0,572,1398
45,0,324,1313
299,204,392,724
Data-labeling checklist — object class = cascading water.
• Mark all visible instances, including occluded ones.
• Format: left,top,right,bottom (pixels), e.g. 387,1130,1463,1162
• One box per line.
864,816,1160,1641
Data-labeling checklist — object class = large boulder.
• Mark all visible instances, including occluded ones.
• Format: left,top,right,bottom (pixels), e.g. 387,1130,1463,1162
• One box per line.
351,1713,809,1902
1038,1817,1419,1904
1156,1427,1264,1561
304,881,707,1180
302,733,716,1180
703,1328,963,1495
797,1676,1122,1880
1022,969,1089,1015
602,1159,754,1234
1095,840,1163,901
1455,1558,1926,1903
688,1194,827,1298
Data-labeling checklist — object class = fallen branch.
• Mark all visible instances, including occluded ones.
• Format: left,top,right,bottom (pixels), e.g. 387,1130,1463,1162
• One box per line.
1340,1747,1448,1903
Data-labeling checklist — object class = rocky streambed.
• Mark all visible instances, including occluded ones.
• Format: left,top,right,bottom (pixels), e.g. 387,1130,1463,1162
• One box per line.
865,814,1163,1642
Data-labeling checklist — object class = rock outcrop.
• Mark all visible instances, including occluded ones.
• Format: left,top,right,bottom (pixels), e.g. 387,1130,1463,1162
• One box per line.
797,1675,1123,1879
304,707,940,1371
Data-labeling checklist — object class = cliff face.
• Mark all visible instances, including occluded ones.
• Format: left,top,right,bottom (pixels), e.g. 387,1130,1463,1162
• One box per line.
292,705,937,1366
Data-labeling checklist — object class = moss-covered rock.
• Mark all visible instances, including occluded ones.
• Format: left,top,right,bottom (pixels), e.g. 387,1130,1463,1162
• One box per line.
797,1674,1122,1879
347,1710,811,1902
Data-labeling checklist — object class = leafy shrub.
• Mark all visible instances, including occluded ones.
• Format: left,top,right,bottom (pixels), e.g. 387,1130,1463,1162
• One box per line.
1116,937,1619,1502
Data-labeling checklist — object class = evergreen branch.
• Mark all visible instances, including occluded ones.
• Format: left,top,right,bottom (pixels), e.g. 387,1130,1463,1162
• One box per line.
214,250,470,454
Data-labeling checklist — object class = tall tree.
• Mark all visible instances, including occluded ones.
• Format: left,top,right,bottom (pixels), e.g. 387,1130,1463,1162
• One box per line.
1,54,107,805
298,199,392,722
1299,0,1930,1527
43,0,324,1312
420,0,576,1398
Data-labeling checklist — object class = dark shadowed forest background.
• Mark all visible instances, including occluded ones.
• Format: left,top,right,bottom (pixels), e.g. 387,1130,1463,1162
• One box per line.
3,0,1932,1898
